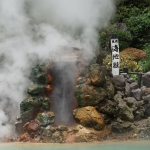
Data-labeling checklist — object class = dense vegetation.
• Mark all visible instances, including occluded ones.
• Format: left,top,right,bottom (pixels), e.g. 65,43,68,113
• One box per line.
99,0,150,72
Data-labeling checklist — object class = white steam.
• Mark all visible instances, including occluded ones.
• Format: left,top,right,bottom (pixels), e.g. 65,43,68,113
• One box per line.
0,0,115,137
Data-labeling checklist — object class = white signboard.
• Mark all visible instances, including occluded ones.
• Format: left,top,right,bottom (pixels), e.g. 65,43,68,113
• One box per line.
111,38,120,76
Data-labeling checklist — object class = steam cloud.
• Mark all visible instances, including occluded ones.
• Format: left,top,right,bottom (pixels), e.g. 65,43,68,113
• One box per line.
0,0,115,137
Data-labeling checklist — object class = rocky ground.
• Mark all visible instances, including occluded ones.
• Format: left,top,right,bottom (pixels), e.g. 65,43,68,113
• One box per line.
2,62,150,143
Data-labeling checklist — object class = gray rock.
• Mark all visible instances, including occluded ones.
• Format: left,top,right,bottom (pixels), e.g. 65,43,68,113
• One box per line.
99,100,117,116
132,89,142,101
111,122,133,133
130,82,138,90
142,72,150,88
112,75,125,90
124,97,137,111
145,104,150,116
143,94,150,104
117,98,134,121
125,83,132,97
127,78,135,84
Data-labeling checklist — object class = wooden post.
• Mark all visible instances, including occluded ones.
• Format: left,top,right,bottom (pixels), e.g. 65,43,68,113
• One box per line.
111,34,120,76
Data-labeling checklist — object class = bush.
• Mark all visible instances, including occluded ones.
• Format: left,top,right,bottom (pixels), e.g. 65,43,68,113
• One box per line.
139,44,150,72
103,47,146,72
99,24,132,52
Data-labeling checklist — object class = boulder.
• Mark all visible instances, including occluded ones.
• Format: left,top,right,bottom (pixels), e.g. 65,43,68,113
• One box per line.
132,89,142,101
36,112,55,127
130,82,138,90
40,97,51,111
142,72,150,87
143,88,150,96
143,94,150,104
20,97,41,123
74,124,110,142
73,106,105,130
98,100,117,116
111,122,133,133
127,78,135,84
89,64,106,87
27,120,39,132
125,83,132,97
27,84,52,96
145,104,150,116
76,76,91,85
35,73,52,84
104,77,115,99
75,84,106,107
123,97,137,111
112,75,125,90
117,98,134,121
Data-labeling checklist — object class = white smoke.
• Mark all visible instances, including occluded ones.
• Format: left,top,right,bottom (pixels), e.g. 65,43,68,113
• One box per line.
0,0,115,137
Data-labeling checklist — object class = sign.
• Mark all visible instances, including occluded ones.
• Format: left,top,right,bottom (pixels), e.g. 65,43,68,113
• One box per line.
111,35,120,76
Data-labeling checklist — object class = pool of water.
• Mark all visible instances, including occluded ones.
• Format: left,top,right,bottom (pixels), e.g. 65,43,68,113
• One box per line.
0,141,150,150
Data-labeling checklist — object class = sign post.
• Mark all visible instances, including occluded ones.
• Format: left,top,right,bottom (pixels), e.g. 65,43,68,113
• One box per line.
111,34,120,76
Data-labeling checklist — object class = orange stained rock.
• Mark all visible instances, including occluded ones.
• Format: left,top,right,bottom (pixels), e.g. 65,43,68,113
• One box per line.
19,132,30,142
44,85,53,94
27,120,39,132
47,74,53,84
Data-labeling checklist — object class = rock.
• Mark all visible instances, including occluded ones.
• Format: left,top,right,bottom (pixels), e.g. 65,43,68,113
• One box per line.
142,72,150,87
104,77,115,99
123,97,137,111
75,84,106,107
27,84,44,95
132,89,142,101
143,94,150,104
15,121,23,134
36,112,55,127
27,84,52,96
40,97,51,111
145,104,150,116
113,93,123,102
52,131,61,139
125,83,132,97
73,106,105,130
127,78,135,84
35,73,52,84
19,132,31,142
57,125,68,131
76,76,91,85
50,127,56,133
130,82,138,90
20,97,41,123
117,98,134,121
143,88,150,96
20,97,41,114
99,100,117,116
89,64,106,87
27,120,39,132
146,117,150,127
111,122,133,133
74,124,110,142
112,75,125,90
41,128,52,137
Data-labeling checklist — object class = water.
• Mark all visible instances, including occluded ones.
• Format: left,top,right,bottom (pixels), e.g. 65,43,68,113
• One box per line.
0,141,150,150
50,62,77,126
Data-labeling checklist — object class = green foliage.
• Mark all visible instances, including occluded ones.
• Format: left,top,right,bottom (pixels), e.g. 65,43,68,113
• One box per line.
125,7,150,48
103,48,144,72
139,43,150,72
114,0,150,49
99,24,132,52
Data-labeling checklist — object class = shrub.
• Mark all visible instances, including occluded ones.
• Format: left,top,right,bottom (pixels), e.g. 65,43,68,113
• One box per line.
103,47,146,72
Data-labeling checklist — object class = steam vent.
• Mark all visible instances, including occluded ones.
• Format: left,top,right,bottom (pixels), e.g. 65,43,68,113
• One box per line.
12,47,150,143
